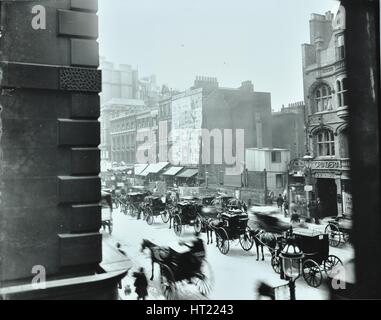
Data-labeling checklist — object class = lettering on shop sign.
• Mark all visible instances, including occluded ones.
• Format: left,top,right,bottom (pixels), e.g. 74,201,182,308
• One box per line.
312,160,341,170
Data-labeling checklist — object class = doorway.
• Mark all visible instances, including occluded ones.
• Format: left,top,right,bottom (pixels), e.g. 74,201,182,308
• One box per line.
316,178,338,218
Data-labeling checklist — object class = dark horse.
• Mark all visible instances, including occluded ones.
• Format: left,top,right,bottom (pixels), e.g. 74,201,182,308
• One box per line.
140,239,171,281
251,229,277,261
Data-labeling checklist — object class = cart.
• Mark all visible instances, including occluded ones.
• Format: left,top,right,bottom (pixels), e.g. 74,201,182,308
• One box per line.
324,215,352,247
214,209,254,255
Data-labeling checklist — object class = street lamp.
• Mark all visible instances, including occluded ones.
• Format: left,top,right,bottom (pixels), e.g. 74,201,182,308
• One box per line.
280,231,304,300
303,152,314,218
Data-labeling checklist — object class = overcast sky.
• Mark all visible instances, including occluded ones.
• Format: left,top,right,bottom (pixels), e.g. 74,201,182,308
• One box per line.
98,0,339,110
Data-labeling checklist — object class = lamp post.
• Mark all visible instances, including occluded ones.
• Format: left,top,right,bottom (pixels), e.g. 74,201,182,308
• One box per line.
303,153,314,218
280,229,304,300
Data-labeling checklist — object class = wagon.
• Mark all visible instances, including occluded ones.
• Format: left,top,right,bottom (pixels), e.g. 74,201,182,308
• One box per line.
172,200,203,236
214,209,254,255
124,192,150,217
271,228,343,288
324,215,352,247
101,191,113,235
142,195,167,225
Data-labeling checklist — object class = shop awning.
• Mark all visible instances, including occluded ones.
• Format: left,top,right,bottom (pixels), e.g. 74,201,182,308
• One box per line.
162,166,184,176
176,169,199,178
134,164,148,176
138,162,169,176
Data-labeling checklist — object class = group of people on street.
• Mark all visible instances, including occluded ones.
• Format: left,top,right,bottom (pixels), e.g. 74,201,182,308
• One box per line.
276,193,321,224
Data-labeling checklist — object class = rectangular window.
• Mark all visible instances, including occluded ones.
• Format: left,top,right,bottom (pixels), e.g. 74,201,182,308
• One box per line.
271,151,282,163
276,174,284,188
337,34,345,60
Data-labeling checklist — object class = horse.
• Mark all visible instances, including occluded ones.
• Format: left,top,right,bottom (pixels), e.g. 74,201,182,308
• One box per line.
251,229,277,261
203,218,222,245
140,239,170,281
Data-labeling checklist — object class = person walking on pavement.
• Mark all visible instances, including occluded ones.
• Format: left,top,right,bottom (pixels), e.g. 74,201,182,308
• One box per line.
276,194,284,212
283,199,289,217
308,197,320,225
133,267,148,300
315,197,322,224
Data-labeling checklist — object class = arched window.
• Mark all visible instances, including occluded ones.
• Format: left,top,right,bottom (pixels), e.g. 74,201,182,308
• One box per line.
314,85,332,112
316,129,335,156
337,78,348,107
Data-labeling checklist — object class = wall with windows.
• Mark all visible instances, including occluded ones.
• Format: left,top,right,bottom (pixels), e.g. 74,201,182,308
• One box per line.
302,5,348,160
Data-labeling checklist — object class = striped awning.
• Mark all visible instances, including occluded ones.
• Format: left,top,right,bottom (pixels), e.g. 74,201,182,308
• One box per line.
162,166,184,176
138,162,169,176
134,164,148,176
176,169,199,178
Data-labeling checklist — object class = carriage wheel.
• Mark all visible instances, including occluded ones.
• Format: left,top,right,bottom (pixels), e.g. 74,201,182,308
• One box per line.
271,255,281,274
239,226,254,251
161,210,170,223
324,255,343,277
146,213,154,226
325,224,342,247
216,228,230,255
131,206,138,218
194,216,203,233
173,215,182,236
195,260,214,297
160,264,177,300
302,259,323,288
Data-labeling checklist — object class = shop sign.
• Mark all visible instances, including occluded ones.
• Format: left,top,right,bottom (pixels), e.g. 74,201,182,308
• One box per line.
312,160,341,170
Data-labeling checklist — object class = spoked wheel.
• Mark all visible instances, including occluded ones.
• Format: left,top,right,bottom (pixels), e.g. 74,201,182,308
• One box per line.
173,215,182,236
324,255,343,277
145,208,153,226
271,255,281,274
195,260,214,297
302,259,323,288
161,209,170,223
131,206,138,218
216,227,230,255
194,216,203,233
239,226,254,251
160,264,177,300
325,223,342,247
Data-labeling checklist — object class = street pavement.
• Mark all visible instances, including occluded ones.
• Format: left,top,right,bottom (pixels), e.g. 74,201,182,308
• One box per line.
102,206,354,300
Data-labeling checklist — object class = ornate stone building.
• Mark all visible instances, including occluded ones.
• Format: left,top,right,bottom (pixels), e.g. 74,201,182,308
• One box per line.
301,5,351,217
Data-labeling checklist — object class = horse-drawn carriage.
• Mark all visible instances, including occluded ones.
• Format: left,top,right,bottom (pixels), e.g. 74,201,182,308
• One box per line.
271,228,343,288
324,215,352,247
124,191,151,217
142,195,167,225
212,209,254,255
101,191,113,235
171,198,203,236
141,239,214,300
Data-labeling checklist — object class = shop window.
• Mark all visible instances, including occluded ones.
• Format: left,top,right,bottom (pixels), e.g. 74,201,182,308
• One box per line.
316,130,335,156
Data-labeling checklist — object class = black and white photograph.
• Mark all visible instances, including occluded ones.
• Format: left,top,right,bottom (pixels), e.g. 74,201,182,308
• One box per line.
0,0,380,305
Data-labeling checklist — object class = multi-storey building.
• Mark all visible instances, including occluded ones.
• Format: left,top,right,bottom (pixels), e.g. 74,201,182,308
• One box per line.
272,102,306,160
168,77,273,187
110,108,159,165
100,98,146,160
300,5,351,217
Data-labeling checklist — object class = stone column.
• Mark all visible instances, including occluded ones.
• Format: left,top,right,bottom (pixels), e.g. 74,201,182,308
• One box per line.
0,0,123,298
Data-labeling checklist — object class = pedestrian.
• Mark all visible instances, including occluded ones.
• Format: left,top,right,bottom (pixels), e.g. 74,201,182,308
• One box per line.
315,197,321,224
133,267,148,300
276,194,284,212
283,199,289,217
308,197,320,224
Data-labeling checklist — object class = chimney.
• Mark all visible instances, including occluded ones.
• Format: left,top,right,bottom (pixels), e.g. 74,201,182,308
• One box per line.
240,80,254,92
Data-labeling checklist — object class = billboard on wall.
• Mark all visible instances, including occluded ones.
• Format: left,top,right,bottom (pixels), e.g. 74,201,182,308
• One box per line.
171,88,203,165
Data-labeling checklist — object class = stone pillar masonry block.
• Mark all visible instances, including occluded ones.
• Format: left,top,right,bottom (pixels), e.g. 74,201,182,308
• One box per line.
0,0,102,283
